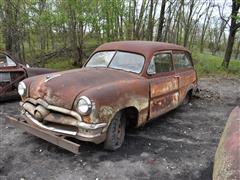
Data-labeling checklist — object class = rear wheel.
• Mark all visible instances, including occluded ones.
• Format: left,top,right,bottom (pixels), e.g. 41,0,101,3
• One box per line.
104,112,126,150
182,91,192,105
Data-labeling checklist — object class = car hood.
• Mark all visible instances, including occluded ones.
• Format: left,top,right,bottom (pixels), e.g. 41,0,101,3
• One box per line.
28,67,142,109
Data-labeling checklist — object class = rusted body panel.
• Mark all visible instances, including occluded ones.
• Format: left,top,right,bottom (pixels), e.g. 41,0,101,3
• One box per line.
25,67,56,77
7,41,198,152
26,68,148,110
213,106,240,180
149,75,179,119
176,69,197,102
0,51,56,101
83,74,149,127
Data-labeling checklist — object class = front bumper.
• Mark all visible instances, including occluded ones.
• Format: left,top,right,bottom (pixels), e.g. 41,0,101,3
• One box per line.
6,115,81,154
19,98,107,144
6,114,107,154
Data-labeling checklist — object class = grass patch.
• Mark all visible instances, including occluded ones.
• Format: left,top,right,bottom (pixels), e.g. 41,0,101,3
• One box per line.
44,58,76,70
192,52,240,78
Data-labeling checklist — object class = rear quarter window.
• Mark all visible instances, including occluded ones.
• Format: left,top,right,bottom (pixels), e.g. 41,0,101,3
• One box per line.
147,53,173,74
173,52,193,69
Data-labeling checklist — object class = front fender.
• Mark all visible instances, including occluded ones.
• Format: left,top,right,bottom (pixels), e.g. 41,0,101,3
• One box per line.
79,79,149,126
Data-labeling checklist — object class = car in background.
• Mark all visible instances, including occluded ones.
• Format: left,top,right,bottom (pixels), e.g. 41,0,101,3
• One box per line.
7,41,198,153
0,51,55,101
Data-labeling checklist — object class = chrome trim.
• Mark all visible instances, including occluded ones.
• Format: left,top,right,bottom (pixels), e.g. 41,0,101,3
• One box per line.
25,112,106,139
22,98,107,130
77,132,102,138
77,121,107,130
77,96,92,115
25,112,77,136
18,81,26,96
44,74,61,82
23,98,82,121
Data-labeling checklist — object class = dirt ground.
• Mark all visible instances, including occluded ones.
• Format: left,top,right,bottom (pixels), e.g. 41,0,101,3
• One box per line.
0,78,239,180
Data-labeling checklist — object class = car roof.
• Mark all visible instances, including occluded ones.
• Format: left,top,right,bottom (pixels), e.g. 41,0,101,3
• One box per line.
94,41,190,58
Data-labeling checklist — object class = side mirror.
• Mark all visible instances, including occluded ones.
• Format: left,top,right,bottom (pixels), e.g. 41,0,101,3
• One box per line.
26,64,30,68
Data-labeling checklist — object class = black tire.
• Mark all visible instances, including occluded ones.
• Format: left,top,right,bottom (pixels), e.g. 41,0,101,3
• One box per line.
182,91,192,105
104,112,126,151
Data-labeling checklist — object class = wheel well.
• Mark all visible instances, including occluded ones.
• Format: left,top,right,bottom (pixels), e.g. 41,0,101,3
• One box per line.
120,107,139,128
187,89,193,96
185,88,193,102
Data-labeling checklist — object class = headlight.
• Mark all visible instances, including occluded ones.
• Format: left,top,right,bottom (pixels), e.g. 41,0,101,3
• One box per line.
18,81,26,96
77,96,92,115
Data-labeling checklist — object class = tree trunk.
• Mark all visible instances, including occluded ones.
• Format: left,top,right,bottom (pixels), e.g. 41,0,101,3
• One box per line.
135,0,147,39
234,40,240,59
183,0,194,47
222,0,240,68
68,3,80,66
4,0,12,52
176,0,184,44
147,0,154,41
156,0,166,41
212,20,228,55
222,28,237,67
200,2,213,53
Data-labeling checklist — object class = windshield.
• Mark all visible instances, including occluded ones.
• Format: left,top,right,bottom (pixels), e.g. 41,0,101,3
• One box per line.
86,51,145,74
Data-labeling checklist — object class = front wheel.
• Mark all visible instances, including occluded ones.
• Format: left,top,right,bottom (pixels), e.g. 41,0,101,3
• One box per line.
104,112,126,151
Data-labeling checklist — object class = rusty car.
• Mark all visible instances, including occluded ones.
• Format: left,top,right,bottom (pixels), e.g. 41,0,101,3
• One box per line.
7,41,198,153
213,106,240,180
0,51,55,101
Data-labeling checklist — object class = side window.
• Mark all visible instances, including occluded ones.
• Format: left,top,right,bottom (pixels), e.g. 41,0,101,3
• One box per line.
6,56,16,66
174,53,192,69
147,53,173,74
0,73,11,82
0,54,16,67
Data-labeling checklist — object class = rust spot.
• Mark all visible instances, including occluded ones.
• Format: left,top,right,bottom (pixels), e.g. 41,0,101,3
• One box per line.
82,115,92,124
99,106,115,123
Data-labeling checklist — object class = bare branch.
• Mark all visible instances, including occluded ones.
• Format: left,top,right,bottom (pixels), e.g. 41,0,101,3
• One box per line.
217,3,230,27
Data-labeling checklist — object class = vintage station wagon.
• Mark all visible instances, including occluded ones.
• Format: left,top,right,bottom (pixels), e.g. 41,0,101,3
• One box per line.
7,41,198,153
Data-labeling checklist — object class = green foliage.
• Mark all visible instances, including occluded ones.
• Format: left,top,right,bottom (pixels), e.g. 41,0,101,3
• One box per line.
44,58,75,70
45,50,240,79
193,52,240,78
1,0,239,73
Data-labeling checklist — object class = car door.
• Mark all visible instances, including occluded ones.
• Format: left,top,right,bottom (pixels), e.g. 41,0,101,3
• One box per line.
147,51,179,120
172,51,197,103
0,53,26,99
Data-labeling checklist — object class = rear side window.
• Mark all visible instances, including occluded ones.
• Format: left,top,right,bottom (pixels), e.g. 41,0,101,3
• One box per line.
147,53,173,74
174,53,192,69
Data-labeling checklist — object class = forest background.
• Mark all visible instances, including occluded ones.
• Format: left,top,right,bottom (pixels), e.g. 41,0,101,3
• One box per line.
0,0,240,77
